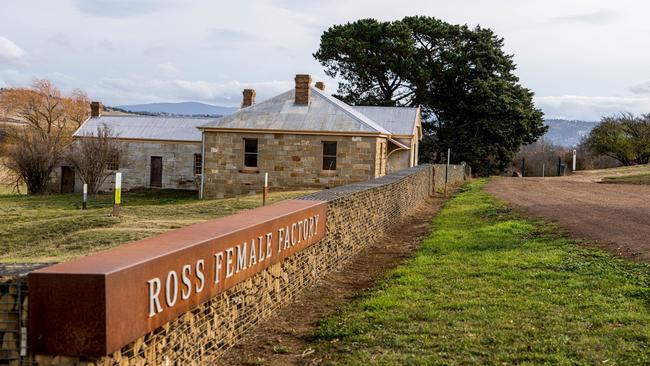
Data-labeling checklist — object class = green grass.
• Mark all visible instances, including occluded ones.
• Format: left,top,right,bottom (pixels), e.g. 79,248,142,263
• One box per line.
313,179,650,365
602,172,650,185
0,189,310,263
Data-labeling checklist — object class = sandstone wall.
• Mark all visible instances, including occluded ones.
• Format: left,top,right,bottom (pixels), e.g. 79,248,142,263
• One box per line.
1,165,435,365
50,140,201,194
433,163,467,193
202,132,389,198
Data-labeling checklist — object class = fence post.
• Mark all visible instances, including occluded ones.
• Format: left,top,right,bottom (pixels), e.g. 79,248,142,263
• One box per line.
262,172,269,206
444,148,450,197
572,149,577,171
112,172,122,217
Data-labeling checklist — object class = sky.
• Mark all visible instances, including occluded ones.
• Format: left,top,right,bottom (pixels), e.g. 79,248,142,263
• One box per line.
1,0,650,121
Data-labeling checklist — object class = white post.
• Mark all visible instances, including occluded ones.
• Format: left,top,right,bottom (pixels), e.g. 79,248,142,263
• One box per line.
542,164,545,178
263,172,269,206
112,172,122,217
572,149,577,171
82,183,88,210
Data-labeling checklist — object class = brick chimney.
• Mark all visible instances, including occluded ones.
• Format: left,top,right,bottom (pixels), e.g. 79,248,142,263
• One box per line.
90,101,103,117
294,74,312,105
315,81,325,91
241,89,256,108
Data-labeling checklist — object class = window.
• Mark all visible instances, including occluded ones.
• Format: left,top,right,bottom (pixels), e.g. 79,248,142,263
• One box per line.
244,138,258,167
322,141,337,170
107,154,119,171
194,153,202,175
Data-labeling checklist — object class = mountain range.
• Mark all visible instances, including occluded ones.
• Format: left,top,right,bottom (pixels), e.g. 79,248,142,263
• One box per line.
111,102,596,148
543,119,598,147
113,102,238,117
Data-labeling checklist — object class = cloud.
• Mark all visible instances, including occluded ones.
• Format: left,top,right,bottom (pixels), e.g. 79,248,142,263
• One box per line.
74,0,174,18
535,95,650,121
629,81,650,95
157,62,178,75
205,28,267,48
0,37,24,64
551,10,616,25
96,77,293,106
48,33,72,48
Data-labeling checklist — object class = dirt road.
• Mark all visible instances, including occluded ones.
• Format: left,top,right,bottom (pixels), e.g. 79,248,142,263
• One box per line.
486,174,650,262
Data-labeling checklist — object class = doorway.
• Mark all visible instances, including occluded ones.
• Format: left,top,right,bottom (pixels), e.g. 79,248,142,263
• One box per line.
61,166,75,193
150,156,163,187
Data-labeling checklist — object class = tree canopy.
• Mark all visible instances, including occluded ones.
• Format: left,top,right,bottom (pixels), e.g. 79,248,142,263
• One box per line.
0,79,89,194
586,113,650,166
314,16,547,175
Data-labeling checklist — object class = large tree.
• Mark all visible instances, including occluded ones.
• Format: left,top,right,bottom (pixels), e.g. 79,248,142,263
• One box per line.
314,16,547,175
585,113,650,166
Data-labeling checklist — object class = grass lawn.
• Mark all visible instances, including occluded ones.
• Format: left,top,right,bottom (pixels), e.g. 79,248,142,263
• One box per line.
602,172,650,185
313,179,650,364
0,189,310,263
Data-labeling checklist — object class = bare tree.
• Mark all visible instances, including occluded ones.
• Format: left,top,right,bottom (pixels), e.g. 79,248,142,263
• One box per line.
3,128,65,194
65,125,127,194
66,125,128,194
0,79,90,194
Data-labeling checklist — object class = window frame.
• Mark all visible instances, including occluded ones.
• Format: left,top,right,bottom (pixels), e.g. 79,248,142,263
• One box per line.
321,141,337,171
193,153,202,176
106,153,119,171
243,138,259,168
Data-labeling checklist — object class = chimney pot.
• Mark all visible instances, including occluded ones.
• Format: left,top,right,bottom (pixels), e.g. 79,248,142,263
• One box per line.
90,101,102,117
241,89,256,108
294,74,312,105
315,81,325,91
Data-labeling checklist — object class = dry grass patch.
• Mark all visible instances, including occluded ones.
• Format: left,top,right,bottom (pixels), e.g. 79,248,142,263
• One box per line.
0,189,311,263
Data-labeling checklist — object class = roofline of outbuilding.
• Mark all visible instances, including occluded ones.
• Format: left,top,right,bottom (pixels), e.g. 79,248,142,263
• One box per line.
72,135,201,144
197,126,390,138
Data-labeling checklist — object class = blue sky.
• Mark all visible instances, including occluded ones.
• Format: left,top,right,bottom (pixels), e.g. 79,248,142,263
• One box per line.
1,0,649,120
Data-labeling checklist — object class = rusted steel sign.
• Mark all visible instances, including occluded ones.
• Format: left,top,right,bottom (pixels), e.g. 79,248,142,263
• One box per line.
28,199,327,357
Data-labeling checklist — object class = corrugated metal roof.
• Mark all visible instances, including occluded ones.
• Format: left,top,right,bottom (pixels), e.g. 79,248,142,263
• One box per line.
73,115,213,142
353,106,419,136
200,87,391,135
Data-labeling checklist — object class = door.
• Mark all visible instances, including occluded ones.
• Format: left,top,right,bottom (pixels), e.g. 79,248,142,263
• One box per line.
61,166,75,193
150,156,163,187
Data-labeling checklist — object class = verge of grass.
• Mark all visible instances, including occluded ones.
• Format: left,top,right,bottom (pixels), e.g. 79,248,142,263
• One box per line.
312,179,650,365
602,172,650,185
0,189,310,263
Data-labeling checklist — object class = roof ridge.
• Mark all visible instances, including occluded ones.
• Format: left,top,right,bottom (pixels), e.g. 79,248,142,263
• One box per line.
199,89,294,129
354,105,418,110
100,114,216,120
310,87,390,134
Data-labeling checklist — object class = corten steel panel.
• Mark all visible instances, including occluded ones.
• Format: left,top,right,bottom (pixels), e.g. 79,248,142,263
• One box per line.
28,199,327,357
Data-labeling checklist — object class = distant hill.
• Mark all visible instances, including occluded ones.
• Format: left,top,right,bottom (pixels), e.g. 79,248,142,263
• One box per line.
543,119,598,147
113,102,238,117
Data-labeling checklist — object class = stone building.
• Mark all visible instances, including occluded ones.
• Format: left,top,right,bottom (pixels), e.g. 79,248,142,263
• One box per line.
198,74,421,198
56,103,208,192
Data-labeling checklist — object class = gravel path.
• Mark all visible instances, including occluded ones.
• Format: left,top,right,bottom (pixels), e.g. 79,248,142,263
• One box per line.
486,175,650,262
